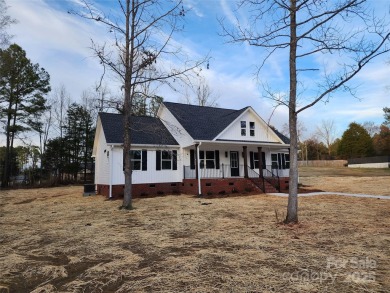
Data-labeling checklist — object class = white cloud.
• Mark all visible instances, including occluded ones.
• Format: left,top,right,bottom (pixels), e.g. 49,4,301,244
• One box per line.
184,0,204,18
7,0,118,99
219,0,237,26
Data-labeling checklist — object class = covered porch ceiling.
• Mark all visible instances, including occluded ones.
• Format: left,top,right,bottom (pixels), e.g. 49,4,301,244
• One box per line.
183,140,290,151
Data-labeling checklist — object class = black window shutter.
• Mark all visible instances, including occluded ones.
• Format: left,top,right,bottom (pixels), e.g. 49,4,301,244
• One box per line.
215,150,220,169
262,152,266,169
190,149,195,169
156,150,161,170
142,150,147,171
250,151,254,169
172,150,177,170
281,153,286,169
123,151,125,171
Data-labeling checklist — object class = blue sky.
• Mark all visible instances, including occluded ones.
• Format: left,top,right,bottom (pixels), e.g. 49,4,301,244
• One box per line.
6,0,390,142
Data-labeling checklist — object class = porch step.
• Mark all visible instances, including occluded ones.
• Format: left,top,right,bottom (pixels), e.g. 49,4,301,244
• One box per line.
263,181,278,193
249,178,279,193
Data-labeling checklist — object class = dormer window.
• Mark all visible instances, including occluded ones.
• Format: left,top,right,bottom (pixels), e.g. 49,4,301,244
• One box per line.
241,121,246,136
250,122,255,136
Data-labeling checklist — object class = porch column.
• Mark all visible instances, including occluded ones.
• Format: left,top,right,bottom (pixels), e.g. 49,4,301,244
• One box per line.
196,142,202,196
195,144,199,179
243,146,248,178
258,147,263,178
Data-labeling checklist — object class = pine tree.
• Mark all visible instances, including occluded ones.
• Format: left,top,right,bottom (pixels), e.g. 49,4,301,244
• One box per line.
0,44,50,187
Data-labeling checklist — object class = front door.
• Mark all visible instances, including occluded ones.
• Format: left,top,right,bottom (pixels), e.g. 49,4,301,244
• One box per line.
230,151,239,177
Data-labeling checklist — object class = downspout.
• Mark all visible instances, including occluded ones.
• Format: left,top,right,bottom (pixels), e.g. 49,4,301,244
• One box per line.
109,145,114,199
197,142,202,196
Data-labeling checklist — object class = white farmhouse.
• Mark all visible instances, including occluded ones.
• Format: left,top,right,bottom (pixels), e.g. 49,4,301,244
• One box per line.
92,102,290,197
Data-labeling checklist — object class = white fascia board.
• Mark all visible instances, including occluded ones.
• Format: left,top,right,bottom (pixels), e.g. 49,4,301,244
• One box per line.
134,144,180,148
192,140,290,148
111,144,180,148
156,103,165,117
92,116,102,157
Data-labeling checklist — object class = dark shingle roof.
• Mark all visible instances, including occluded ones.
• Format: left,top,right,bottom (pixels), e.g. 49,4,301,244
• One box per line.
272,128,290,144
163,102,248,140
99,113,178,145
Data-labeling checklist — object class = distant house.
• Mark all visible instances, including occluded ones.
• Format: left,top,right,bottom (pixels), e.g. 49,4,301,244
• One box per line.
92,102,290,197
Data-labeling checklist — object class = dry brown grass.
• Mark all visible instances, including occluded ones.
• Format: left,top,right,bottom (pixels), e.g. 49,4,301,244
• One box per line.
0,183,389,293
299,167,390,195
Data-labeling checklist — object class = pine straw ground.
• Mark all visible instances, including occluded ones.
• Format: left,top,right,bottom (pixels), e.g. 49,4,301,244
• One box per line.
0,176,389,292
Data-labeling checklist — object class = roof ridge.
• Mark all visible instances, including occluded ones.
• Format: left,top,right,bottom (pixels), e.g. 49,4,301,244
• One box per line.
163,101,240,112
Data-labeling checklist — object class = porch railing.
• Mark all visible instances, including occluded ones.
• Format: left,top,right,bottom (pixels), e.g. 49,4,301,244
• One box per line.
184,164,245,179
184,164,287,181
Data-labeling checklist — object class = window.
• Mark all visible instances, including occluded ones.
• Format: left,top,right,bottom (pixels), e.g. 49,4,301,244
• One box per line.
271,153,290,169
130,150,142,170
285,154,290,169
156,150,177,170
241,121,246,136
271,154,279,169
190,150,220,169
200,151,215,169
128,150,147,171
161,151,172,169
252,152,259,169
250,122,255,136
250,151,266,169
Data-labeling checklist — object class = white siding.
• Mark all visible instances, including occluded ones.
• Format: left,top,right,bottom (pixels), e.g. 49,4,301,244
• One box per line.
112,146,183,184
94,122,110,185
216,110,282,143
158,104,194,146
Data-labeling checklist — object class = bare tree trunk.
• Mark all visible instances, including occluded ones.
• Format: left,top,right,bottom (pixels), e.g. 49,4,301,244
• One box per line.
122,0,134,209
2,109,12,187
286,0,298,224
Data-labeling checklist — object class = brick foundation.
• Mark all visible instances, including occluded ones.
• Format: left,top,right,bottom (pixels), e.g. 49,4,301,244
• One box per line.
181,178,260,195
96,177,289,198
96,182,182,199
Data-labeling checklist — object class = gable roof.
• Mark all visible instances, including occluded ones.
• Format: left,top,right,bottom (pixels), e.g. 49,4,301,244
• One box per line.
99,112,178,145
272,128,290,144
163,102,248,140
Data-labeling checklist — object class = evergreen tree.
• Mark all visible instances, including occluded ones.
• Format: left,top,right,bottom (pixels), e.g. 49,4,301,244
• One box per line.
0,44,50,187
383,107,390,126
373,125,390,156
338,122,375,159
42,137,66,183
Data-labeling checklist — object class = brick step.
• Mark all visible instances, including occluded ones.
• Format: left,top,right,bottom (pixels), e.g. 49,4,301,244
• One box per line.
249,178,279,193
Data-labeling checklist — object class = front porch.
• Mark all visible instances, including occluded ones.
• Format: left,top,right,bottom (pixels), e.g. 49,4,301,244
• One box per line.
183,164,289,179
183,164,289,193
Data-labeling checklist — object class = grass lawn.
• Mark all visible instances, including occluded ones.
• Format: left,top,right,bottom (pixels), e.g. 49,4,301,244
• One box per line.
298,166,390,177
0,181,389,292
298,166,390,196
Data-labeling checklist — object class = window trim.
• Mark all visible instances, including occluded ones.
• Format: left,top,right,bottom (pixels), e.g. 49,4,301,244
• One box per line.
156,150,177,171
200,150,216,169
250,151,266,169
271,153,289,169
249,121,255,136
127,149,147,171
241,121,246,136
161,150,173,170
